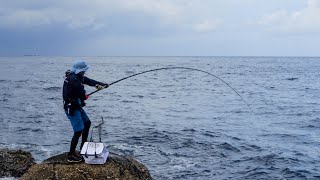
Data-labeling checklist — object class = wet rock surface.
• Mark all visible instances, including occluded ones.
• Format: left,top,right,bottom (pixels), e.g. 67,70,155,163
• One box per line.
21,152,152,180
0,149,35,178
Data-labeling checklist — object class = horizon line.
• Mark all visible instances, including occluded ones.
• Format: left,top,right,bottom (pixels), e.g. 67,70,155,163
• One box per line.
1,55,320,58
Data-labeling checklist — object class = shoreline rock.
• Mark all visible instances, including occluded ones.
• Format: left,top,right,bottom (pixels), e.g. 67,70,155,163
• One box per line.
21,152,152,180
0,149,152,179
0,149,35,178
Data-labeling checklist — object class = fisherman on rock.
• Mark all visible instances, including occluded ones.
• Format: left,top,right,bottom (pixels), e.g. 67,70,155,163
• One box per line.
63,60,108,162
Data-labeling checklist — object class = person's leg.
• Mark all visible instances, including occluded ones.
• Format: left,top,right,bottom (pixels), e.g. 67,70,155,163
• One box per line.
69,131,82,154
68,131,83,162
66,109,84,158
80,109,91,150
80,121,91,150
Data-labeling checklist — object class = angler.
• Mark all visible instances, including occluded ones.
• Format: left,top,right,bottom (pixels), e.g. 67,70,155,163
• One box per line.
63,60,108,162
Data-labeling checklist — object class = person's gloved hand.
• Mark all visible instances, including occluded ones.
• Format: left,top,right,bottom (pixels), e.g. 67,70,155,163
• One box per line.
85,94,89,100
95,84,109,90
95,84,105,90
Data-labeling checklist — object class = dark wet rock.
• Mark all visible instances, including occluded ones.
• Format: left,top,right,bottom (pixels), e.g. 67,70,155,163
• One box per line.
21,152,152,180
0,149,36,178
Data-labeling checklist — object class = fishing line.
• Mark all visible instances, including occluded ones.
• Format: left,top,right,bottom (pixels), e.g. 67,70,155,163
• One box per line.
88,67,259,119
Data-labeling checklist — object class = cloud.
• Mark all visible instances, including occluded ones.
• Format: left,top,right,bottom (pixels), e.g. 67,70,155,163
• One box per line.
0,0,222,34
258,0,320,34
120,0,181,18
0,1,112,30
192,19,223,33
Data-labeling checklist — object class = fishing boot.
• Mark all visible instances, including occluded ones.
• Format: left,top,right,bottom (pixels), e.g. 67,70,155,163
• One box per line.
67,152,82,163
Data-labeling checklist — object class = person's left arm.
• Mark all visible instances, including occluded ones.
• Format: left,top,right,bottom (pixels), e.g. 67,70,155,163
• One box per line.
83,76,108,87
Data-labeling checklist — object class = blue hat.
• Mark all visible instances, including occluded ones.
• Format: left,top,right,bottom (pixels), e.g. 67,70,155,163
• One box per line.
70,60,89,74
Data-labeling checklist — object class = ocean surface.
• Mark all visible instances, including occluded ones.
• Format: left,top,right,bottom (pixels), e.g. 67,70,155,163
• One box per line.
0,56,319,179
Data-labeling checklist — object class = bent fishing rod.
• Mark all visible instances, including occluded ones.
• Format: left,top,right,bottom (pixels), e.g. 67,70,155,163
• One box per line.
88,67,259,118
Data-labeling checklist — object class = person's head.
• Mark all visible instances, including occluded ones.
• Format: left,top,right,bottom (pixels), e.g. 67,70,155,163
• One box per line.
70,60,89,76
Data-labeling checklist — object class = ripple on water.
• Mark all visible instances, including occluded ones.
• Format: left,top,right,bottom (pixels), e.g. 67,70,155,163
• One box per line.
26,114,45,119
128,132,173,145
181,128,197,132
43,87,61,91
281,168,308,179
239,143,263,152
201,131,222,138
16,127,44,133
216,142,241,152
131,95,144,98
121,100,138,103
285,77,299,81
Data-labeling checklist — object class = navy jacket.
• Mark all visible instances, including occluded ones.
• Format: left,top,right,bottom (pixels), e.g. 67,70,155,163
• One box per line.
63,72,105,110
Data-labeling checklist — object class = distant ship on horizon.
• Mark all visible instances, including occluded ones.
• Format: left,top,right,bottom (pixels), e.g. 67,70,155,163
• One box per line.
23,54,40,56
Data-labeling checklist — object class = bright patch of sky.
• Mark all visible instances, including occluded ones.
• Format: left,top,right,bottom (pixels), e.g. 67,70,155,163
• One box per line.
0,0,319,56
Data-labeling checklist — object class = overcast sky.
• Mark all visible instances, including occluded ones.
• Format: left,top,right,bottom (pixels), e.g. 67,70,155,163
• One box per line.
0,0,320,56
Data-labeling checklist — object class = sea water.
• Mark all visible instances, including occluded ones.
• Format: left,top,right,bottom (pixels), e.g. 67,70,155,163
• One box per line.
0,56,319,179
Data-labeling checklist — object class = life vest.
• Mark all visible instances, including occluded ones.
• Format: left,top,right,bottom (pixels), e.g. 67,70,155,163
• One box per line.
63,70,85,113
63,70,72,103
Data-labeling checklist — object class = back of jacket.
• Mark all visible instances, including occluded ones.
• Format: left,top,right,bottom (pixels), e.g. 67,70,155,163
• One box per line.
63,71,104,110
63,72,86,109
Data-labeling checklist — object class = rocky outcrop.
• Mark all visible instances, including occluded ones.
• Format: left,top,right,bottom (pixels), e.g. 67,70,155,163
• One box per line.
21,152,152,180
0,149,35,178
